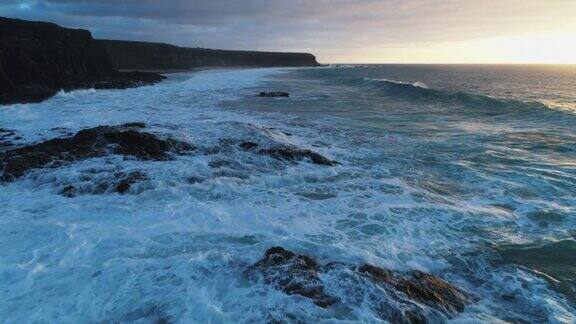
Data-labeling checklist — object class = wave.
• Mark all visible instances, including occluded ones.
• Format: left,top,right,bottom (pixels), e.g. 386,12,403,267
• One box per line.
325,64,369,68
55,88,97,98
360,77,549,111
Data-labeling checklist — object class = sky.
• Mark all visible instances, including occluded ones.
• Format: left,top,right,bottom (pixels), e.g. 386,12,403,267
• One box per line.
2,0,576,64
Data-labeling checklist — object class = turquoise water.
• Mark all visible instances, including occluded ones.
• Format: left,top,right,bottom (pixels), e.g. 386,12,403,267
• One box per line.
1,65,575,322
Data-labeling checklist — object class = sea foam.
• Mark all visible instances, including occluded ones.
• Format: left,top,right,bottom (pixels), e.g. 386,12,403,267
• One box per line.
1,67,575,322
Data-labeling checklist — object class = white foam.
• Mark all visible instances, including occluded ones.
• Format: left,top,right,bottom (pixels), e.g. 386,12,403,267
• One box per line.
364,77,429,89
55,88,97,98
412,81,429,89
0,67,574,322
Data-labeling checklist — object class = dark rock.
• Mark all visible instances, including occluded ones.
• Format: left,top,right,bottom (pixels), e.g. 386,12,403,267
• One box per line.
239,141,258,150
186,176,204,184
119,122,146,128
57,170,149,197
259,147,337,166
115,171,148,194
0,17,165,105
239,140,337,166
60,185,77,198
360,264,471,315
358,264,395,283
0,123,194,181
400,271,470,314
102,130,191,160
97,39,321,71
250,247,472,320
249,247,338,308
92,80,139,90
258,91,290,98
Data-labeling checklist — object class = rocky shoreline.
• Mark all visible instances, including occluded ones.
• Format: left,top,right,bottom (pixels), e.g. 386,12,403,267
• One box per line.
0,16,321,105
0,17,166,105
0,122,337,185
0,120,473,322
0,17,476,321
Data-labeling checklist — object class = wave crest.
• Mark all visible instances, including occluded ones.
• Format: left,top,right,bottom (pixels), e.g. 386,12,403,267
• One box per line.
360,77,548,110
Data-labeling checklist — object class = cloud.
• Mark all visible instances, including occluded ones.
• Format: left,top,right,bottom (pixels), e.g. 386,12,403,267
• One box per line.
2,0,575,62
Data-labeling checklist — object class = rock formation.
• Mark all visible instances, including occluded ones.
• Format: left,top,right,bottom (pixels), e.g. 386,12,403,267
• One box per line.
0,123,193,181
258,91,290,98
97,39,321,70
258,147,338,166
0,16,321,104
248,247,339,308
249,247,472,322
0,17,165,105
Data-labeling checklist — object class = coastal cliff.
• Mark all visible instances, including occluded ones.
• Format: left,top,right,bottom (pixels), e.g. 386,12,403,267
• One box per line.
96,40,321,71
0,16,320,105
0,17,165,105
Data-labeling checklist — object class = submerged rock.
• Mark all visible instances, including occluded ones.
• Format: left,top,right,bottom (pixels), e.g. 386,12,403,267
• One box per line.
249,247,338,308
249,247,472,321
0,123,193,181
239,141,258,150
60,185,77,198
56,170,149,197
359,264,471,315
259,147,338,166
238,139,337,166
258,91,290,98
115,171,148,194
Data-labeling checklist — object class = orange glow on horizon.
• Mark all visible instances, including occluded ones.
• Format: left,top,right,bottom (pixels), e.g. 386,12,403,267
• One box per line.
326,30,576,65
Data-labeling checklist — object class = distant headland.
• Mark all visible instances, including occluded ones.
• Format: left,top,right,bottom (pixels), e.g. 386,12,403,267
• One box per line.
97,40,320,71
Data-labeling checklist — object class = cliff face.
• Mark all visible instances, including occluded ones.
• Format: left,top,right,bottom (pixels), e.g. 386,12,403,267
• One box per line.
96,40,321,71
0,16,320,105
0,17,164,105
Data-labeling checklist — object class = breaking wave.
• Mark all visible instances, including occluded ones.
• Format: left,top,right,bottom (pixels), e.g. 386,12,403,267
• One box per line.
361,77,550,110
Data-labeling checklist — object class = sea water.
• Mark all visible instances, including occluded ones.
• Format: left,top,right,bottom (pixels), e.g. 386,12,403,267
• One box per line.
1,65,575,322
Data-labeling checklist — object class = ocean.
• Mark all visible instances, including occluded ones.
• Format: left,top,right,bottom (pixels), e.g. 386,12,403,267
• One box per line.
1,64,575,322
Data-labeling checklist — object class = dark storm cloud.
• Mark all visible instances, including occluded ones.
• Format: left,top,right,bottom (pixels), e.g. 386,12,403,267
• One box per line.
1,0,575,62
2,0,384,52
4,0,354,25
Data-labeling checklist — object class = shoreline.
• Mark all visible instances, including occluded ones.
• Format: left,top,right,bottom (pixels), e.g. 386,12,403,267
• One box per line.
0,16,320,105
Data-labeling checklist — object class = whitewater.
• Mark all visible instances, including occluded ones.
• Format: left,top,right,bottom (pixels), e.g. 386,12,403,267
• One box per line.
1,65,575,323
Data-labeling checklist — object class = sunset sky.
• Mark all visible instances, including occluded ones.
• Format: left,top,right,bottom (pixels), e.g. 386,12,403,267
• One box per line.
2,0,576,64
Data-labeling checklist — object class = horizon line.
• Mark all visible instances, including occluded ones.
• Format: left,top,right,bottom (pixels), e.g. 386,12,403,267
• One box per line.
324,62,576,66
